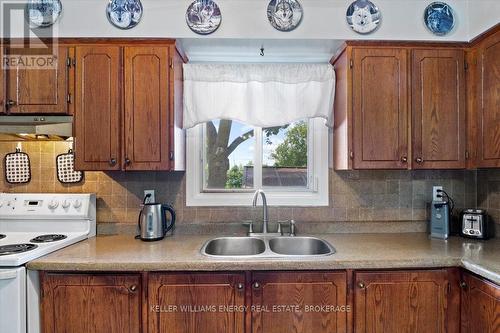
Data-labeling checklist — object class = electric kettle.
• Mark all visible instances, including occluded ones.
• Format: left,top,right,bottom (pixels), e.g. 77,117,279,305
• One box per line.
137,196,176,241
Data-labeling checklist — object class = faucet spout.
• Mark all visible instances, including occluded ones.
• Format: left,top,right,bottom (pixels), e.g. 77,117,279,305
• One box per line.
252,189,268,234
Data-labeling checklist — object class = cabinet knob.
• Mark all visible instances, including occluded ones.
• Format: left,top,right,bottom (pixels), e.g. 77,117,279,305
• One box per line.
358,281,365,289
129,285,138,292
460,281,467,290
401,156,408,163
253,282,261,290
125,158,131,166
236,283,244,291
415,157,424,164
6,100,16,108
109,158,117,166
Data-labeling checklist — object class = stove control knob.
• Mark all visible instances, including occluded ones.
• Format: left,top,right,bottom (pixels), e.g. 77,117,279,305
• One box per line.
48,200,59,210
62,200,71,209
73,199,82,209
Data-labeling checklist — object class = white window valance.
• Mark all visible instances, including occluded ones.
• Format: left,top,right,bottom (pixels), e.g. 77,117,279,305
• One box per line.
182,63,335,129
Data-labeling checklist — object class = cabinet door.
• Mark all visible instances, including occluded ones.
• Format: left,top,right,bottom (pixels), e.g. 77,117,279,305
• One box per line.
40,273,141,333
412,49,466,169
74,46,121,170
5,46,68,114
355,270,459,333
352,48,409,169
476,31,500,168
461,272,500,333
124,46,170,170
251,271,348,333
148,273,245,333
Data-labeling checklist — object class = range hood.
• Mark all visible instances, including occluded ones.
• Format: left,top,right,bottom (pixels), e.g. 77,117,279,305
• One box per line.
0,115,73,137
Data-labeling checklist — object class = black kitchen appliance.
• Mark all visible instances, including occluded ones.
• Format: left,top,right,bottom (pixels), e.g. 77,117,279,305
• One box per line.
459,209,490,240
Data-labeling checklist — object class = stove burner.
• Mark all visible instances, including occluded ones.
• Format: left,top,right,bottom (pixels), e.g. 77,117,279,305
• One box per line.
0,243,38,256
0,234,5,240
30,234,68,243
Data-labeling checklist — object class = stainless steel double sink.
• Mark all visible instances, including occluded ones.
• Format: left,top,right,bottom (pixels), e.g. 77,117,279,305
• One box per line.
201,236,335,258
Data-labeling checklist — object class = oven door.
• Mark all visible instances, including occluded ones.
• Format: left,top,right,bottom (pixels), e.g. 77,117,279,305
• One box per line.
0,266,26,333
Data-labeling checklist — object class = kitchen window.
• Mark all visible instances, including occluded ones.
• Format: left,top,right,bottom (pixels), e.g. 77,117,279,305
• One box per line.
186,118,329,206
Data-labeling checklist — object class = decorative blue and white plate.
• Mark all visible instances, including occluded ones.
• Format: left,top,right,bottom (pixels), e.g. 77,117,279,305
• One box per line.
186,0,222,35
424,2,455,36
26,0,62,28
106,0,143,30
267,0,303,32
346,0,381,34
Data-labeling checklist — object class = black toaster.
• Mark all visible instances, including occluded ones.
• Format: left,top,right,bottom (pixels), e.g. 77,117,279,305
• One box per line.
459,209,490,240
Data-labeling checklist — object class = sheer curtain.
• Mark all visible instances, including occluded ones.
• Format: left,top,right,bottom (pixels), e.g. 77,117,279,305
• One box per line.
183,63,335,129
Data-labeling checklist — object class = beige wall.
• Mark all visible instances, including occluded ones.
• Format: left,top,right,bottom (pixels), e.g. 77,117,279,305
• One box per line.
0,141,480,232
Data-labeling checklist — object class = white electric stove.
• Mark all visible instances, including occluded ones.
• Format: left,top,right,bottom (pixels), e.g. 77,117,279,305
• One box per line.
0,193,96,333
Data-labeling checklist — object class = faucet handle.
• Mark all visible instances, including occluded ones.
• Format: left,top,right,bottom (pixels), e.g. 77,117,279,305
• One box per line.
243,221,254,235
289,220,296,237
277,222,283,236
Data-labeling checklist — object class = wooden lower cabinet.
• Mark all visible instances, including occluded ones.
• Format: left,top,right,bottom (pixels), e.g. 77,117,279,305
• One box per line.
354,269,460,333
40,273,141,333
461,271,500,333
251,271,349,333
148,272,246,333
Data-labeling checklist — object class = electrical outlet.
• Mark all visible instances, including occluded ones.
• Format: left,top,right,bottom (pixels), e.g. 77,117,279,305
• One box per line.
144,190,155,204
433,186,443,202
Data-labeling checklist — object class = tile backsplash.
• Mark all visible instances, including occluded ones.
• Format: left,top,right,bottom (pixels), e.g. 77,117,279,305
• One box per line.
0,141,486,232
478,169,500,226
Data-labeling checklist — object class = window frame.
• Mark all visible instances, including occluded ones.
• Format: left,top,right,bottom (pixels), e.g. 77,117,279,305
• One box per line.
186,118,329,206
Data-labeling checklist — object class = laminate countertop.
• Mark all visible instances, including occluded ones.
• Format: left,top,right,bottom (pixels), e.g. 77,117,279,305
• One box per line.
27,233,500,284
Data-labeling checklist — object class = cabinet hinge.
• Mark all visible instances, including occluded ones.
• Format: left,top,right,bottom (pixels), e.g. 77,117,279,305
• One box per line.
169,151,174,161
67,93,72,104
465,150,470,160
66,57,72,67
169,58,174,69
349,59,353,69
349,150,354,160
464,62,468,71
447,282,451,293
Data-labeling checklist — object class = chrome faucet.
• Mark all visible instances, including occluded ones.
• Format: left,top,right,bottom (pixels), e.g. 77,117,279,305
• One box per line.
252,189,269,234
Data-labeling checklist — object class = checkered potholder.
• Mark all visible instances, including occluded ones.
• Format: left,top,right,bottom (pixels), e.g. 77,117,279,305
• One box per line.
56,149,84,184
4,148,31,184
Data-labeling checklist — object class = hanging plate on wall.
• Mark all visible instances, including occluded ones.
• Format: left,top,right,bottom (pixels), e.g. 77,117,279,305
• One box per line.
267,0,303,32
424,2,455,36
186,0,222,35
106,0,143,30
346,0,381,34
25,0,63,28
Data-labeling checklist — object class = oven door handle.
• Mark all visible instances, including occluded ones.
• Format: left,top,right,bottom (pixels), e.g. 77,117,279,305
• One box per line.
0,270,18,280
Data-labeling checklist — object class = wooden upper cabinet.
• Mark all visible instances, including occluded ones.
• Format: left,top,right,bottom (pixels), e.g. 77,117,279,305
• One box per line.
352,48,409,169
354,269,460,333
74,46,121,171
124,46,170,170
412,49,466,169
5,46,69,114
40,273,141,333
476,30,500,168
0,61,4,113
148,272,245,333
251,271,348,333
461,271,500,333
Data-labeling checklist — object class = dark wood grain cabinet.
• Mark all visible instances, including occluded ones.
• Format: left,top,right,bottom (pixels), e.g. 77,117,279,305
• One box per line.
251,271,348,333
354,269,460,333
73,42,184,171
333,45,467,170
412,49,466,169
351,48,409,169
74,45,122,171
148,272,246,333
474,29,500,168
40,273,141,333
3,45,70,114
460,271,500,333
